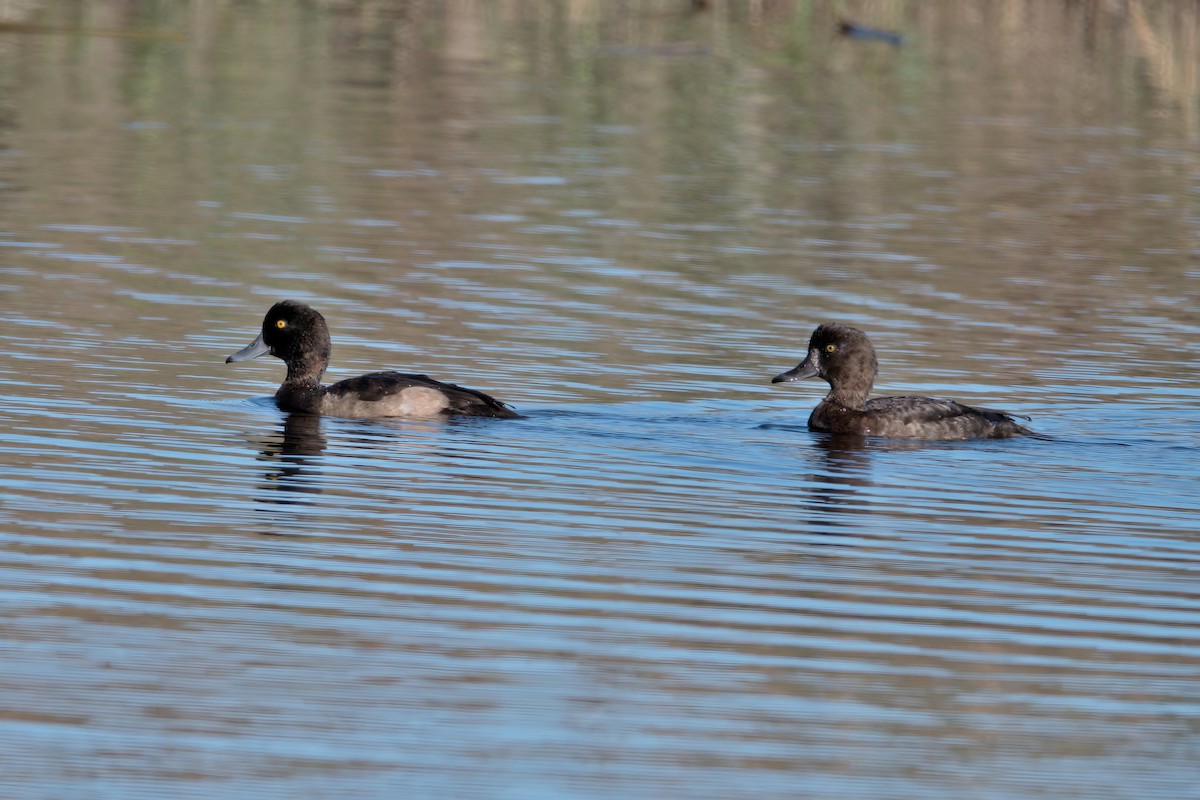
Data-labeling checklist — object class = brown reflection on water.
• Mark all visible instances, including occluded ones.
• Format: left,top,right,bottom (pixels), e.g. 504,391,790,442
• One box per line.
3,1,1197,372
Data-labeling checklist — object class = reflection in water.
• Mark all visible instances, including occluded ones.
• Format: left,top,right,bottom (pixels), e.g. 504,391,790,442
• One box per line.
793,432,978,536
247,412,499,515
803,433,875,534
760,423,877,536
252,412,327,508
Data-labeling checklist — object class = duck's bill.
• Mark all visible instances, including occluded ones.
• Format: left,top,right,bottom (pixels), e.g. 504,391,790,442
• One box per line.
226,332,270,363
771,359,818,384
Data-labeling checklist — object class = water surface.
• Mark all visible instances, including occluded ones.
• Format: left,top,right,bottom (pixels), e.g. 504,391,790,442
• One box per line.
2,2,1198,798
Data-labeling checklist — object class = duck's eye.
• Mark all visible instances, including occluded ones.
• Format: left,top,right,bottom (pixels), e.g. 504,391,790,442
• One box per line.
275,319,287,329
824,343,837,353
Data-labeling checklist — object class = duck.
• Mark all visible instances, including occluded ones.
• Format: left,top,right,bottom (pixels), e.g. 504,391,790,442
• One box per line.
226,300,519,419
771,323,1032,440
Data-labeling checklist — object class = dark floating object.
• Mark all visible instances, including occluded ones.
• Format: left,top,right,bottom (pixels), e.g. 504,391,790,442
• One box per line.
226,300,519,420
837,19,904,47
771,323,1033,441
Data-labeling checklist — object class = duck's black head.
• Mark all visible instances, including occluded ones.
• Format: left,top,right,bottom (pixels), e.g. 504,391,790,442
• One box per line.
771,322,879,409
227,300,332,387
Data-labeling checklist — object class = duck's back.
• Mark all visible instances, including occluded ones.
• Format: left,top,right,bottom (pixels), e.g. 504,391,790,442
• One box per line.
810,395,1030,440
319,372,519,419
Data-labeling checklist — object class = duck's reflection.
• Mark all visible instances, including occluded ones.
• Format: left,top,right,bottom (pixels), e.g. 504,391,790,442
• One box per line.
248,412,485,511
802,433,875,534
801,433,954,535
253,412,327,506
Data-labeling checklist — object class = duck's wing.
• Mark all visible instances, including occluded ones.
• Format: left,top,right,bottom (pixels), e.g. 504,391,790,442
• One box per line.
326,372,520,418
961,404,1032,422
865,395,974,421
865,395,1032,436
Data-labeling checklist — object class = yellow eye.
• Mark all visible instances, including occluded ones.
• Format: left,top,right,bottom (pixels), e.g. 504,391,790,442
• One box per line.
275,319,287,329
824,343,837,353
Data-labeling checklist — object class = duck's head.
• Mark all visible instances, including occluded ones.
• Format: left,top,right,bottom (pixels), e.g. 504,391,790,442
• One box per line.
772,323,878,404
227,301,331,380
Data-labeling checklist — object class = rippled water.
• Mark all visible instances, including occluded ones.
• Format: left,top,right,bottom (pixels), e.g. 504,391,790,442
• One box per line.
2,2,1199,798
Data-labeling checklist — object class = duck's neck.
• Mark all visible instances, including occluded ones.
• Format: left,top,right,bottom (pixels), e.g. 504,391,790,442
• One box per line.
283,355,326,390
826,375,872,411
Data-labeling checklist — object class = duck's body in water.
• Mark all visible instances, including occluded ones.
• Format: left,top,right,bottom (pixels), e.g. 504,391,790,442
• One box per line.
227,301,518,420
772,323,1032,440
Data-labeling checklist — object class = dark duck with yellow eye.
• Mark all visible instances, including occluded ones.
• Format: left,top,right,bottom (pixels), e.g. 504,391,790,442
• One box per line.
227,300,519,419
771,323,1032,440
